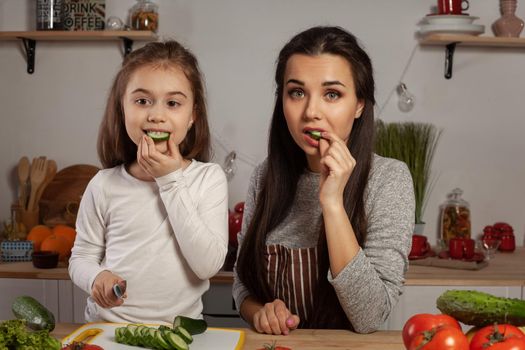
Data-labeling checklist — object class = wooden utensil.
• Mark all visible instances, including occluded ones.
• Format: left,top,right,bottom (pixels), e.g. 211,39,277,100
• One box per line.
27,156,47,211
34,159,57,207
17,156,30,207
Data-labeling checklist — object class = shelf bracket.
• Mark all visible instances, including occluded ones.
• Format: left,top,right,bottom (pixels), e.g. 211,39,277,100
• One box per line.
21,38,36,74
121,37,133,56
444,42,458,79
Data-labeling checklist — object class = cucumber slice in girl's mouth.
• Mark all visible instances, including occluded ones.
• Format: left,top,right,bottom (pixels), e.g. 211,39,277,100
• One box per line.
308,130,322,140
146,131,170,142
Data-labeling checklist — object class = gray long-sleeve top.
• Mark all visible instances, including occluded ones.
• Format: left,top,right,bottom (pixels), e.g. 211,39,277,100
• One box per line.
232,154,415,333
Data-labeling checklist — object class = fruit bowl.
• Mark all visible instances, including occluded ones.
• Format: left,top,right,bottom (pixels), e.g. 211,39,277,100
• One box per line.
32,250,59,269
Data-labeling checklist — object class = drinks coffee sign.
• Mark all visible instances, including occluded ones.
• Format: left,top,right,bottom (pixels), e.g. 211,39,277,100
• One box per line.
63,0,105,30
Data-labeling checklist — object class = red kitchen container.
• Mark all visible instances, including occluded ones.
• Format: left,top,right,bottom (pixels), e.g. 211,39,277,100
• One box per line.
499,232,515,252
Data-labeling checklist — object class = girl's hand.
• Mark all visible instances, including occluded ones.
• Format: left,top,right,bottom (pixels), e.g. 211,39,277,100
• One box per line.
91,270,127,308
253,299,300,335
318,132,356,208
137,134,185,178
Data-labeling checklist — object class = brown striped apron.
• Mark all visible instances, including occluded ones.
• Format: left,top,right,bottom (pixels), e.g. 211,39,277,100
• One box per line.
265,244,319,324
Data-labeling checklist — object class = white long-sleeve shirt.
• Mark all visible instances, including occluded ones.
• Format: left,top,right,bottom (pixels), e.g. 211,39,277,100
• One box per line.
69,160,228,324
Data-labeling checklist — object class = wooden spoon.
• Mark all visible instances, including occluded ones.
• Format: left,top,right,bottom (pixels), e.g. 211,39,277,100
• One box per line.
17,156,30,207
27,156,47,211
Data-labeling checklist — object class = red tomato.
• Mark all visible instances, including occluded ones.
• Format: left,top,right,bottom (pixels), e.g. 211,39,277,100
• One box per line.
61,342,104,350
408,325,469,350
402,313,461,348
470,324,525,350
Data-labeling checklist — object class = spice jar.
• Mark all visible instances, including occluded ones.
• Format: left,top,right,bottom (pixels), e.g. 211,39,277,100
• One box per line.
130,0,159,32
440,188,471,245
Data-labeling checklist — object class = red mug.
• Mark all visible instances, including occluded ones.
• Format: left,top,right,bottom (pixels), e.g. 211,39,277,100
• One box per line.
410,234,429,257
449,238,465,259
438,0,469,15
463,238,475,259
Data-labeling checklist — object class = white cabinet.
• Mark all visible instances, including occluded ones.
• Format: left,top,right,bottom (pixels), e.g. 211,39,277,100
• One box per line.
382,285,523,331
0,279,88,323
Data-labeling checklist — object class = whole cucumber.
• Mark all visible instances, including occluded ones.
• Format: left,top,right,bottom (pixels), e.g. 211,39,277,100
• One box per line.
437,290,525,327
12,295,56,331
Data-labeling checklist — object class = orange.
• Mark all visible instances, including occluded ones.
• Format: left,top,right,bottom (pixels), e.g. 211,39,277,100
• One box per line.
41,234,72,262
27,225,53,252
52,224,77,247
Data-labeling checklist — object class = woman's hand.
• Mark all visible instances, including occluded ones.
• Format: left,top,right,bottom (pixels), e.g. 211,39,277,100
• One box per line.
137,134,185,178
253,299,300,335
318,132,356,208
91,270,126,309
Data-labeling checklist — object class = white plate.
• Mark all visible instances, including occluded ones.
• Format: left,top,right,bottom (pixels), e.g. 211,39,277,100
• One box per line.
424,14,479,25
419,23,485,36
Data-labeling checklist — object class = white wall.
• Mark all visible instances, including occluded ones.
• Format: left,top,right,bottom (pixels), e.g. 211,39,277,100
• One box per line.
1,0,524,246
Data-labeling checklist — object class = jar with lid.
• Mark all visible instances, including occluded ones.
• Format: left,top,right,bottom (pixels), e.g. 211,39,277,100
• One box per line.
129,0,159,32
439,188,471,244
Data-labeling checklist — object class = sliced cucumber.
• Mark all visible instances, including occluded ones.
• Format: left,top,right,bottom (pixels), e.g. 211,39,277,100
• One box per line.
173,315,207,335
147,131,170,142
154,329,171,350
308,130,322,140
174,326,193,344
163,330,189,350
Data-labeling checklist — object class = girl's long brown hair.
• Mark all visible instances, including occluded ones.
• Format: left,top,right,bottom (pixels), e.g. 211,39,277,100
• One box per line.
236,26,376,330
97,41,210,168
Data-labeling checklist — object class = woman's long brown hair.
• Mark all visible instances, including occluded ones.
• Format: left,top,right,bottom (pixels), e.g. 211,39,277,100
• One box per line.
97,40,210,168
236,26,376,329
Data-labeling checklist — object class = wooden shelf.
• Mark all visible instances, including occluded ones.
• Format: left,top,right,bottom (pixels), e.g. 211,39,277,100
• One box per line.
419,34,525,48
0,30,157,41
418,34,525,79
0,30,158,74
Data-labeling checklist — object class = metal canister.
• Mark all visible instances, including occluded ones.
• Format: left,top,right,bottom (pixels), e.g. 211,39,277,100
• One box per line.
36,0,64,30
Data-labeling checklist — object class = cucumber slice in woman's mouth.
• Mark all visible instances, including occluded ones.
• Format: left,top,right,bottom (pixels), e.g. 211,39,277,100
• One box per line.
308,130,322,140
147,131,170,142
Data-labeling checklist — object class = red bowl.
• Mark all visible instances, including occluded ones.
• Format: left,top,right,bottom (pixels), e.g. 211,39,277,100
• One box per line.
32,250,59,269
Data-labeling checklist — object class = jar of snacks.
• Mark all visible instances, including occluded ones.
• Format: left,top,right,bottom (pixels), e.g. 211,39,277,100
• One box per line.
130,0,159,32
440,188,471,244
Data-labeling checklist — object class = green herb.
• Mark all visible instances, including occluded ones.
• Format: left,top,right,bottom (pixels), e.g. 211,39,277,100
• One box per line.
374,120,442,224
0,319,61,349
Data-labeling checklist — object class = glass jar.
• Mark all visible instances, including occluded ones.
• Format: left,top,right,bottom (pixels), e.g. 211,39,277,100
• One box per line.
129,0,159,32
440,188,471,244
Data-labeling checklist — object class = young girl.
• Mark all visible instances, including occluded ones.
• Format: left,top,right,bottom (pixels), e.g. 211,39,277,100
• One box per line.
233,26,415,334
69,41,228,324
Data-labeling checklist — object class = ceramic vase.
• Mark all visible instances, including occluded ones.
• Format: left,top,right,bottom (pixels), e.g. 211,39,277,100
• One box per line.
492,0,524,37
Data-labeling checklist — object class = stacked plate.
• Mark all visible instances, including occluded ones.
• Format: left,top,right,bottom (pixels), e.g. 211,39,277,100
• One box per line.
419,14,485,36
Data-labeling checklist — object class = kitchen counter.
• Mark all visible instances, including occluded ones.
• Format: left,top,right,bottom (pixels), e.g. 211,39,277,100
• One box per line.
2,247,524,286
52,323,404,349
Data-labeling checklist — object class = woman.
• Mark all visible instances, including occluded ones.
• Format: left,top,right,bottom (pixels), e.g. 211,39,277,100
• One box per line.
233,26,414,334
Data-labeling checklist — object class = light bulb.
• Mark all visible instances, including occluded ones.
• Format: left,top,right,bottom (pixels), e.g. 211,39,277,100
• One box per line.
397,83,415,112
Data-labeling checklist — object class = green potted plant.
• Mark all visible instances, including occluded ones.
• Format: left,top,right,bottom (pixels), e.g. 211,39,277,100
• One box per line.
374,120,442,231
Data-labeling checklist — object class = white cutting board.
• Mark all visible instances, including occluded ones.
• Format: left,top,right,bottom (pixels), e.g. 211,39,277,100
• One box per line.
62,323,245,350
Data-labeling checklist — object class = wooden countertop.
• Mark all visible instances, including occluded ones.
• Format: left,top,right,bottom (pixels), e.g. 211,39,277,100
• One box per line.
52,323,404,349
2,247,524,286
